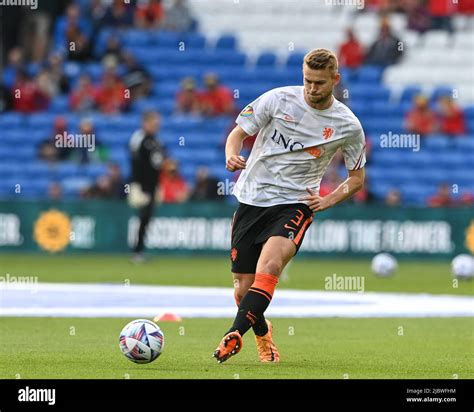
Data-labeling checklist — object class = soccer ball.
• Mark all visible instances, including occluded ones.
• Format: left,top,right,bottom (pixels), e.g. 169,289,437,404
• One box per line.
119,319,164,363
451,254,474,280
371,253,397,277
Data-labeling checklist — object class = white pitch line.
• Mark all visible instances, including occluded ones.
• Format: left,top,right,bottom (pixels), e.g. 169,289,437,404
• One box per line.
0,283,473,318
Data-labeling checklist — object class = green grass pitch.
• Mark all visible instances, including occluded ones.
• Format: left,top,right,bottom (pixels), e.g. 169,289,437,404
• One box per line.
1,317,472,379
0,254,473,379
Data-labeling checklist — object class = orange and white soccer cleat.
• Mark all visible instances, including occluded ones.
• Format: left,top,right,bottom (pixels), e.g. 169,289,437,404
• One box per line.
255,320,280,363
212,331,243,363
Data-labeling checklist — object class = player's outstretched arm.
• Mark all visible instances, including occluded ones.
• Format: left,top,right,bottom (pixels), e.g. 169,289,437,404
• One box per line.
300,167,365,212
225,125,249,172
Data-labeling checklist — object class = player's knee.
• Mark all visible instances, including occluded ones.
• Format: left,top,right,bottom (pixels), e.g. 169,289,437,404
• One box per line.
258,258,283,276
233,279,250,302
234,289,246,303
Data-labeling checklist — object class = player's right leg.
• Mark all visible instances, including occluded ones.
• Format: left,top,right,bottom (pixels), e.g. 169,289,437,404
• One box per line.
232,273,271,338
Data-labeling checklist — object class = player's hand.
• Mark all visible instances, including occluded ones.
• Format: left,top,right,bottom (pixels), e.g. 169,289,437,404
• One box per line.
299,187,332,212
226,155,246,172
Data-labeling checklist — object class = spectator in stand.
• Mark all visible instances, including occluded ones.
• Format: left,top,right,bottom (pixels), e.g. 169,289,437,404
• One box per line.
11,69,50,113
121,52,152,102
81,175,115,199
3,47,24,89
47,52,70,95
70,74,97,112
437,96,467,136
48,182,63,201
35,68,56,101
406,0,431,33
57,3,91,62
163,0,194,32
190,167,222,201
135,0,165,29
384,189,401,207
458,0,474,15
107,162,126,198
338,29,364,69
54,3,92,51
38,116,70,162
428,0,456,32
365,17,403,66
101,35,125,63
95,70,127,114
428,183,455,207
102,0,134,28
404,95,438,136
175,77,200,114
199,73,235,116
158,158,189,203
86,0,108,31
73,118,108,164
0,83,12,112
81,163,125,199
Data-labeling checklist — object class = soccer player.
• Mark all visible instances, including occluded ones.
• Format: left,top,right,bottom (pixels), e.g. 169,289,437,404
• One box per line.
128,110,166,262
212,49,366,363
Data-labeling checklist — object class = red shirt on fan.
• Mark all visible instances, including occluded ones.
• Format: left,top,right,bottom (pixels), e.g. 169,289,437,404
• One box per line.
199,86,234,116
95,73,126,114
429,0,456,16
11,74,49,113
200,73,235,116
339,29,364,69
438,96,467,135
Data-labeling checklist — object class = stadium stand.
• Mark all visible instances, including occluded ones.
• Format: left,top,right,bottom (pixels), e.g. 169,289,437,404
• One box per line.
0,0,473,206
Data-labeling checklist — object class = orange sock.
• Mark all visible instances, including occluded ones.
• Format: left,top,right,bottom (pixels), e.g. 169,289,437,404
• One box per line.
248,273,278,302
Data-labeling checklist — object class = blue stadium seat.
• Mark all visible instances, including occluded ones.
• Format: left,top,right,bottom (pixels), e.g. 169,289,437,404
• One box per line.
153,31,182,48
357,65,384,83
23,162,56,179
86,164,108,178
286,52,306,67
463,106,474,119
27,113,58,128
215,35,237,50
400,86,422,104
466,118,474,133
184,33,206,49
350,84,390,100
452,136,474,151
256,53,277,67
49,95,70,113
430,86,454,103
153,83,180,99
421,135,451,150
0,113,24,128
121,29,151,48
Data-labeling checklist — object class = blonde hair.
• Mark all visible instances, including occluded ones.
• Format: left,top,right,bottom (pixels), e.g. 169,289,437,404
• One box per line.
303,48,338,74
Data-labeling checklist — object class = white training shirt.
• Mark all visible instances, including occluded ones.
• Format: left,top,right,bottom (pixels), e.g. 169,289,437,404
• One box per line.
233,86,366,207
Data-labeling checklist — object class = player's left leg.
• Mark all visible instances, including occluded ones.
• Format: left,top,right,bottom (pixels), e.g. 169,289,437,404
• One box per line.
132,198,154,262
233,273,271,337
213,237,295,363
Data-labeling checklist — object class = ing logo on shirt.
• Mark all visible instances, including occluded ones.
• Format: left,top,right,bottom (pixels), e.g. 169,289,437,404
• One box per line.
322,127,334,140
240,105,254,117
